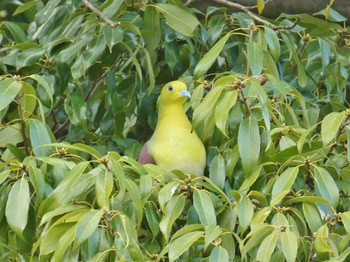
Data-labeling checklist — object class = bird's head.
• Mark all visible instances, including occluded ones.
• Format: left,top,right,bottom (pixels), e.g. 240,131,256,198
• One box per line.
159,81,191,105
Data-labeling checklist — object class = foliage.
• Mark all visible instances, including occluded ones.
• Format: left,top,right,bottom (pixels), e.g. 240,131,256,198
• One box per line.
1,0,350,261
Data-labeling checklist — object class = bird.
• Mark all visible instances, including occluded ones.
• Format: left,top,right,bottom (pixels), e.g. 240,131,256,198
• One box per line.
138,81,206,176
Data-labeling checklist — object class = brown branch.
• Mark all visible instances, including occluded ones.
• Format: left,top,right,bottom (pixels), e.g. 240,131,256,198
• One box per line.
82,0,120,28
211,0,300,30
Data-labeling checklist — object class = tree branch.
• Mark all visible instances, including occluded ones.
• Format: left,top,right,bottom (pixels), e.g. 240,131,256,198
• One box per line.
211,0,300,30
82,0,120,28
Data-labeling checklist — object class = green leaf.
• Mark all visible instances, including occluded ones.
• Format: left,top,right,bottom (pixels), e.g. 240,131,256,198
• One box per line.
158,180,181,210
239,164,263,192
0,170,11,185
141,6,161,52
73,209,103,249
215,90,238,137
155,4,199,37
40,223,74,256
280,231,298,262
237,195,254,233
257,0,265,14
145,202,160,238
209,246,229,262
51,224,76,261
0,78,23,111
28,165,46,201
238,117,261,175
5,177,30,236
39,205,87,227
302,203,322,233
256,231,278,262
193,189,217,226
340,212,350,234
314,167,339,207
271,167,299,205
159,194,186,242
193,84,226,142
13,0,40,15
205,225,222,250
28,119,53,156
209,154,226,189
125,179,143,226
315,224,333,254
247,41,263,76
242,224,274,257
0,123,23,147
29,74,54,107
103,26,123,52
321,111,346,146
194,33,230,78
264,26,280,61
281,32,307,87
16,48,45,68
95,170,113,209
3,21,28,43
169,231,204,261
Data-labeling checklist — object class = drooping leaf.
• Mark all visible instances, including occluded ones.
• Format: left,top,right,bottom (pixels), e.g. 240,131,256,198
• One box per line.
209,246,229,262
0,78,23,111
209,154,226,189
314,167,339,208
5,177,30,236
271,167,299,205
247,41,263,76
321,111,346,146
156,4,199,37
256,231,278,262
280,231,298,262
169,231,204,261
238,117,261,175
193,189,217,226
194,33,230,78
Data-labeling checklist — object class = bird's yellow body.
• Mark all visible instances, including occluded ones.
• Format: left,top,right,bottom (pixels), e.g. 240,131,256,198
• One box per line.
146,81,206,176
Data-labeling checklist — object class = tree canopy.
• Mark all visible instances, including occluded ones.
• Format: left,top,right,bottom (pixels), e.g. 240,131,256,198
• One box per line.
0,0,350,261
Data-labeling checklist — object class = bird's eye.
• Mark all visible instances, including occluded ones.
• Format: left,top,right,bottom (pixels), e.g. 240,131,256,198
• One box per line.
168,85,173,91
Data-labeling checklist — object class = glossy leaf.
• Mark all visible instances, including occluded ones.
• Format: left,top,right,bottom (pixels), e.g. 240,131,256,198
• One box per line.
271,167,299,205
169,231,204,261
247,41,263,76
215,90,238,137
96,171,113,209
193,189,217,226
238,117,261,175
194,33,230,78
159,194,186,242
314,167,339,207
209,246,229,262
156,4,199,37
28,119,53,156
0,78,22,111
321,111,346,146
256,231,278,262
237,195,254,233
5,177,30,236
209,154,226,189
280,231,298,262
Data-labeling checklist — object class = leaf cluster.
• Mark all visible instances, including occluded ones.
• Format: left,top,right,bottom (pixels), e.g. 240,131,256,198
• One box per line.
0,0,350,261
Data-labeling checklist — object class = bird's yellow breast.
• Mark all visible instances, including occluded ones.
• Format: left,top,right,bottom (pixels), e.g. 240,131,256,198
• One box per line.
148,103,206,176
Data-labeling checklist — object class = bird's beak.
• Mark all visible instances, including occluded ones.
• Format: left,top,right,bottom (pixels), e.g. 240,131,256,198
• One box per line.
178,90,191,98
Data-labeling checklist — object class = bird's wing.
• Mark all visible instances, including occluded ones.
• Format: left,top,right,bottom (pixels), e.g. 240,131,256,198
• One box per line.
138,142,156,164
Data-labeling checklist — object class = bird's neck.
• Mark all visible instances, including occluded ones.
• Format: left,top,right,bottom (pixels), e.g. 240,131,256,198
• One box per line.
157,103,190,126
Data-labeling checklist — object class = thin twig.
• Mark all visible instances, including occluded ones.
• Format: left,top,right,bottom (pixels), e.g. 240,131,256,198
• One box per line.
212,0,300,30
82,0,120,28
